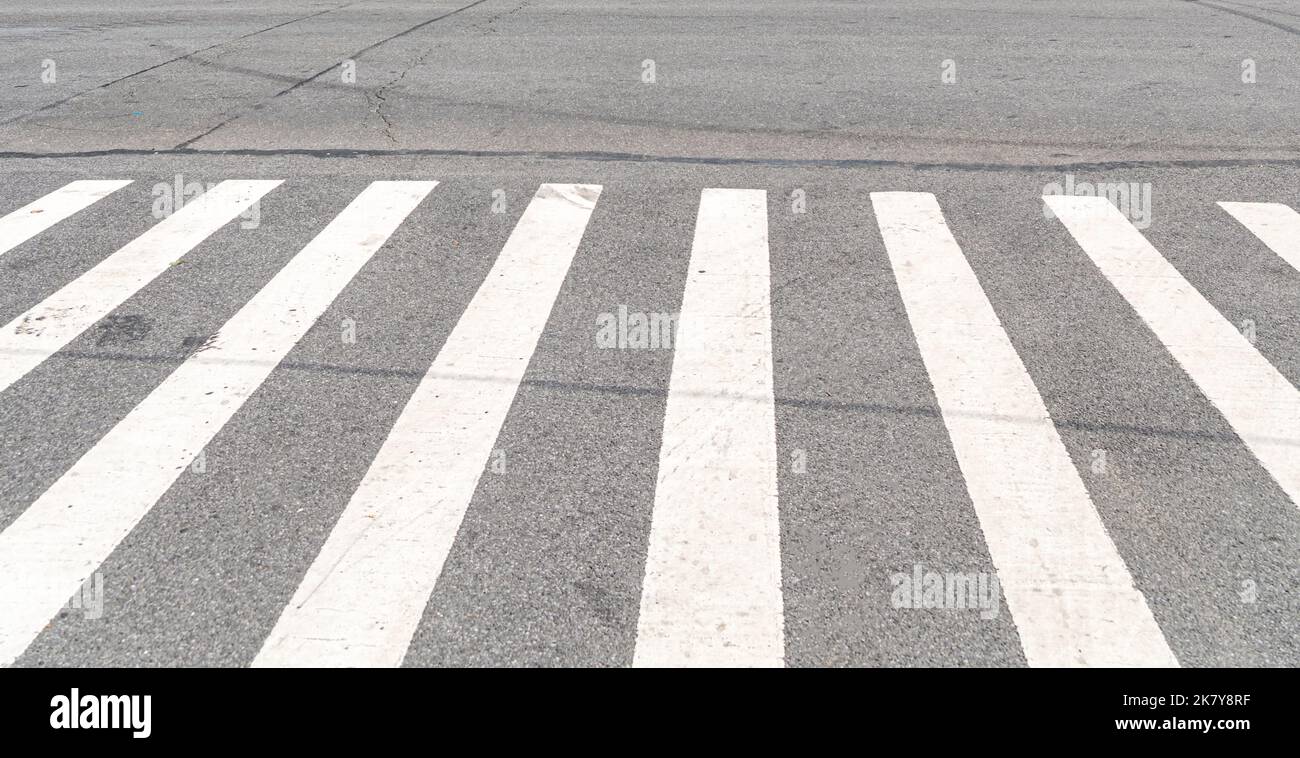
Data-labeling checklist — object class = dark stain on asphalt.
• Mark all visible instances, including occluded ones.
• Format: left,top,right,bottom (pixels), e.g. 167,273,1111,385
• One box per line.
180,333,219,354
95,314,153,345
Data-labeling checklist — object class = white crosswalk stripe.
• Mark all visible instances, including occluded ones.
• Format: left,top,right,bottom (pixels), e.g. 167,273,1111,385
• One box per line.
633,188,783,668
1,179,1297,667
0,180,435,666
874,191,1176,667
253,183,601,668
1218,202,1300,273
0,180,279,393
1048,195,1300,512
0,180,131,259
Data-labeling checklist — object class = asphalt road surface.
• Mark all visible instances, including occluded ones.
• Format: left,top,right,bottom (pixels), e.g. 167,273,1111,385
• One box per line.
0,0,1297,668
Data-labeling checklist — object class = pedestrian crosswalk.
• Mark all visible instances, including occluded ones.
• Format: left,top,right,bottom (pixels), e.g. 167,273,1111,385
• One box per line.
0,180,433,667
874,192,1176,668
0,178,1297,668
0,181,279,393
1050,195,1300,517
254,183,599,667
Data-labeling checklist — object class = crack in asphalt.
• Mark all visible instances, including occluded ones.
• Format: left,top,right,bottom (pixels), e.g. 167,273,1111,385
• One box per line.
1190,0,1300,36
173,0,498,150
370,80,402,145
370,42,444,145
0,3,357,128
1217,0,1300,21
463,0,531,34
